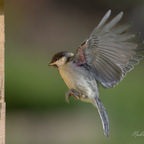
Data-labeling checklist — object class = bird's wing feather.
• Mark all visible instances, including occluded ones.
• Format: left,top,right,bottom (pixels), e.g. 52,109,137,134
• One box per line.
73,10,144,88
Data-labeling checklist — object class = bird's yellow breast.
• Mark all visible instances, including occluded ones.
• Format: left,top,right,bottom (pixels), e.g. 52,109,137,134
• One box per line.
58,63,77,89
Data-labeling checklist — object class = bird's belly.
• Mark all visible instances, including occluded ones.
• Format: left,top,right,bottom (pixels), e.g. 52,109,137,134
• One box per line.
58,65,97,99
59,68,77,89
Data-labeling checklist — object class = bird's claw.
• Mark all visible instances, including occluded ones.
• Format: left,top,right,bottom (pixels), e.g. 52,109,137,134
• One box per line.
65,89,80,103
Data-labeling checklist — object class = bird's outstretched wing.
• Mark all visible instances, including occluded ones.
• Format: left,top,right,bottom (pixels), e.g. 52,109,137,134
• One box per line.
73,10,144,88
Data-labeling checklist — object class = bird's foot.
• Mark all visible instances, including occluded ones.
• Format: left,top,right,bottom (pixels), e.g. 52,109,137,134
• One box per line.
65,89,80,103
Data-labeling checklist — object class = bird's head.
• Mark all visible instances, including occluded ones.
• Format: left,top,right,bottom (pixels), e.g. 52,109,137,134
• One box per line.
49,51,74,67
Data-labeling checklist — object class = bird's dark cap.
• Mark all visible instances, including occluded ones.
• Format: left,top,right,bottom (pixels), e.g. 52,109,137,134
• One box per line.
48,51,73,66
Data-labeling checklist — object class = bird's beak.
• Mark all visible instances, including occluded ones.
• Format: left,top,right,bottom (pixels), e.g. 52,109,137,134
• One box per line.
48,62,55,66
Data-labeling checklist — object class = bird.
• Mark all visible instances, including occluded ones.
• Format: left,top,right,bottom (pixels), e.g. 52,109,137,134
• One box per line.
49,10,144,137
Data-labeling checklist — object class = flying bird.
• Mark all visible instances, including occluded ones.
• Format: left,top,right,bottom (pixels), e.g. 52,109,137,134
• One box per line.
49,10,144,137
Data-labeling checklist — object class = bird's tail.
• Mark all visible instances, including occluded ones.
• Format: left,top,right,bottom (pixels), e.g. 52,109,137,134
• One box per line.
93,97,109,137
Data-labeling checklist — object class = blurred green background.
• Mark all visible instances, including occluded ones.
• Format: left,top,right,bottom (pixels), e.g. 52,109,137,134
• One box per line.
5,0,144,144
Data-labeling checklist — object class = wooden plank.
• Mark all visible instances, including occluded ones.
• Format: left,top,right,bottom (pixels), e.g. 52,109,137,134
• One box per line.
0,0,5,143
0,103,5,144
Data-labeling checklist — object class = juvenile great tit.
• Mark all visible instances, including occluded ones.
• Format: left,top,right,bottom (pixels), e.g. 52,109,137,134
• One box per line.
49,10,144,137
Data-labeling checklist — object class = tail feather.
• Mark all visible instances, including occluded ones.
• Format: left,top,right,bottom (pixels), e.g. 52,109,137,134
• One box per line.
94,97,109,137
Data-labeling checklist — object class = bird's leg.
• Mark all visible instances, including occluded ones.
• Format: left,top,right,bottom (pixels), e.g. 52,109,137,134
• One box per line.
65,89,80,103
